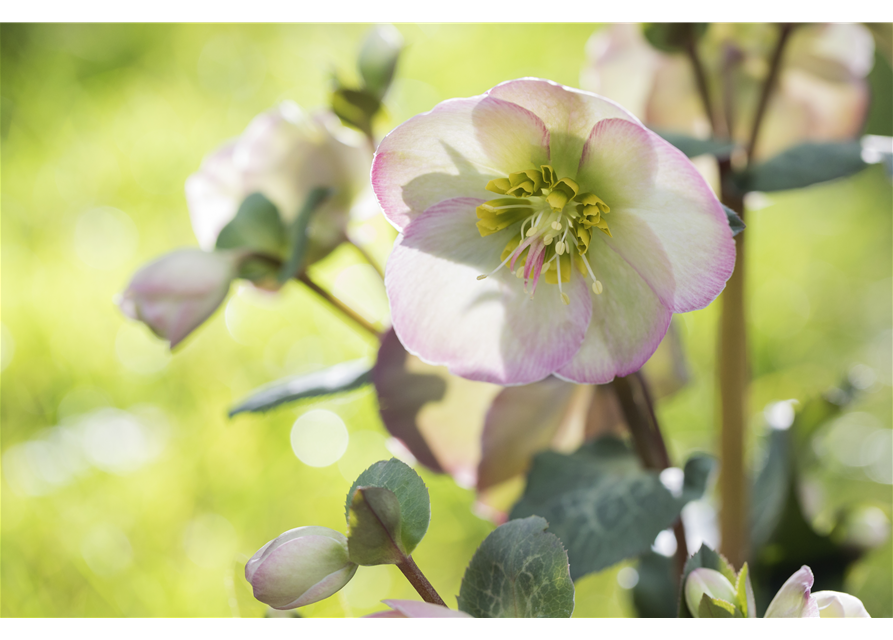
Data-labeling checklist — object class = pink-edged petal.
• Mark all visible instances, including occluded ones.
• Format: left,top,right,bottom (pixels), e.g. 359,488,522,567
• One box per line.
476,377,577,492
813,591,871,618
372,328,501,485
487,78,640,178
381,599,472,618
578,118,735,313
764,566,820,618
386,197,591,386
556,240,672,384
372,96,550,231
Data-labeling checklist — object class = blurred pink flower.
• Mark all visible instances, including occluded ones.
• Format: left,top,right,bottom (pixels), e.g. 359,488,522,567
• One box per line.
186,101,376,267
582,24,874,160
372,78,734,386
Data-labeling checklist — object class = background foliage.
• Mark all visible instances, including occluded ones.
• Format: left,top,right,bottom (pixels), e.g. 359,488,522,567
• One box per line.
1,23,891,617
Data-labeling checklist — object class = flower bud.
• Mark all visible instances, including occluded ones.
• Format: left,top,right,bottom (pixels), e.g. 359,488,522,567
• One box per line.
117,249,237,348
358,25,403,99
685,568,739,617
245,526,358,610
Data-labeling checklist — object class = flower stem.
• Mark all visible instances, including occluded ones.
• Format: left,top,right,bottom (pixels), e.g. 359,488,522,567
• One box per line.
611,373,689,579
396,555,447,606
684,36,725,138
745,24,794,164
298,272,381,338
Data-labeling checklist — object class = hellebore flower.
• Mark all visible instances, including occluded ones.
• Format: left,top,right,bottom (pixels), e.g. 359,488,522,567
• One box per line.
372,78,734,385
245,526,358,610
685,565,875,624
582,23,874,160
186,101,375,268
365,599,472,618
117,249,239,348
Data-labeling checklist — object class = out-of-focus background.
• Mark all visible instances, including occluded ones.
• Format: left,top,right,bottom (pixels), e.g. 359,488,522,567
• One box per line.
1,23,891,617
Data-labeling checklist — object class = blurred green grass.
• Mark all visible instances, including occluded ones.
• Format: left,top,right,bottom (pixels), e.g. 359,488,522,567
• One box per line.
1,23,890,617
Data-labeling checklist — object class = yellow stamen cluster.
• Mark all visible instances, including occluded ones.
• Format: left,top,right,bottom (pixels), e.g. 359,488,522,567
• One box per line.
475,165,610,297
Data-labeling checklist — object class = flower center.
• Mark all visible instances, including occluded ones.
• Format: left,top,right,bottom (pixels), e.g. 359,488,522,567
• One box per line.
475,164,611,304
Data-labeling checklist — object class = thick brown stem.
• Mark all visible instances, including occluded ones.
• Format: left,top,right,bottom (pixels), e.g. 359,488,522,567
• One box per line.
298,273,381,338
611,374,689,579
684,38,725,138
397,556,447,607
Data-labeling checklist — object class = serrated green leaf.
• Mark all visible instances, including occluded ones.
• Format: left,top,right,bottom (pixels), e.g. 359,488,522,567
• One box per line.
740,140,867,192
345,458,430,555
509,438,713,581
723,204,746,237
698,594,738,618
457,516,574,618
678,544,739,617
216,192,285,256
228,359,372,417
347,486,404,565
277,187,332,283
657,130,737,159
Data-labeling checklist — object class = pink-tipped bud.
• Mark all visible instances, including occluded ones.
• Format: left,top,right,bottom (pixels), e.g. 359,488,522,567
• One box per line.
245,526,357,610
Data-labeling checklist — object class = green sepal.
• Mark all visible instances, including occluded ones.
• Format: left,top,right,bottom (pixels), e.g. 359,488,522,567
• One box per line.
723,205,746,237
216,192,285,256
331,87,381,139
347,486,404,565
277,187,332,284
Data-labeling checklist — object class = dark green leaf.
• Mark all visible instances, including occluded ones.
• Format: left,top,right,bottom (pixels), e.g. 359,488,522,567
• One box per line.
632,552,678,618
657,131,737,159
358,25,403,100
723,204,746,237
643,23,707,53
509,438,713,580
347,486,404,565
228,359,372,417
345,458,430,555
751,428,791,549
678,544,738,617
457,516,574,618
740,140,867,192
277,187,332,283
216,192,285,256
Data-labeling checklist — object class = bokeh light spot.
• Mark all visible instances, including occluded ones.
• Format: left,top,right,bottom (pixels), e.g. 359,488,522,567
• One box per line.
290,409,349,468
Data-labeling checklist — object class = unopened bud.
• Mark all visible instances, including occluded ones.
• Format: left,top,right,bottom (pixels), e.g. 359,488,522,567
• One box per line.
685,568,738,617
245,526,358,610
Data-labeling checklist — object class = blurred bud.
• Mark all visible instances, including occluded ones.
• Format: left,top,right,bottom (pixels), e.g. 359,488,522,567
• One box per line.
185,102,373,270
366,599,472,618
813,591,871,618
117,249,238,348
245,526,358,610
358,25,403,100
685,568,739,617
